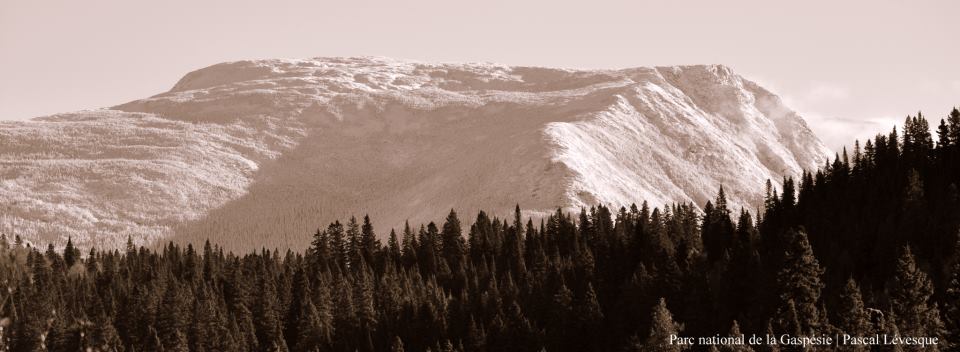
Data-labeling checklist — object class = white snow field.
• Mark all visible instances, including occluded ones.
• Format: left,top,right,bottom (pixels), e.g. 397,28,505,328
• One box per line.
0,57,830,251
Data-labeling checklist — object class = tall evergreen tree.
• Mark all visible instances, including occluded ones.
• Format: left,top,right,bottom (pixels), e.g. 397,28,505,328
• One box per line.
441,210,466,272
387,229,401,265
720,320,753,352
391,336,405,352
347,216,362,270
888,247,944,341
775,229,823,334
157,282,190,352
327,221,347,270
401,220,418,268
703,187,735,263
948,107,960,146
63,236,80,268
643,298,686,352
294,299,328,351
937,119,952,148
836,278,871,352
944,242,960,350
360,215,380,266
254,277,288,352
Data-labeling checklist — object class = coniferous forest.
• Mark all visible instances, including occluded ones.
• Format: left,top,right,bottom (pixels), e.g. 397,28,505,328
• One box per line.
1,108,960,352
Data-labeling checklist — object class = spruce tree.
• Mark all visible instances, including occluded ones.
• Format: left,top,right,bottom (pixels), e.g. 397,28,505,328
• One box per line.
888,247,945,342
294,300,327,351
945,240,960,350
703,187,735,263
937,119,951,148
347,216,362,269
836,278,870,352
360,214,380,266
465,316,486,352
310,228,329,269
505,205,527,280
334,279,358,349
284,266,310,346
441,209,466,272
578,283,604,325
775,229,823,333
762,320,780,352
157,282,190,352
721,320,754,352
391,336,406,352
577,283,604,351
401,220,418,268
882,309,905,352
775,299,802,338
254,277,288,352
388,229,401,265
63,236,80,268
644,298,686,352
354,263,378,334
327,221,347,270
548,282,574,352
948,107,960,146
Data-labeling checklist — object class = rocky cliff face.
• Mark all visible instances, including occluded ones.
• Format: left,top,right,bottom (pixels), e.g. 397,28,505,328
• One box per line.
0,57,830,251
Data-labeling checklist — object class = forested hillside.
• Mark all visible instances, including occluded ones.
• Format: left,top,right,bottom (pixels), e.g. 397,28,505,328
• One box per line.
1,58,831,252
1,108,958,351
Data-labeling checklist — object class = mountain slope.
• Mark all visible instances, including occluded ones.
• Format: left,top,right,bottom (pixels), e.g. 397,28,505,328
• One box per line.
0,57,830,251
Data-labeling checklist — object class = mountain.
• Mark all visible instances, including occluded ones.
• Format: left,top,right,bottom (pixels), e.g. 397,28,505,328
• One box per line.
0,57,831,251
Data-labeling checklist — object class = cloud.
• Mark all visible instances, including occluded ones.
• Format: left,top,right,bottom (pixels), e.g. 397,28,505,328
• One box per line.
775,82,900,153
803,83,850,103
801,111,901,153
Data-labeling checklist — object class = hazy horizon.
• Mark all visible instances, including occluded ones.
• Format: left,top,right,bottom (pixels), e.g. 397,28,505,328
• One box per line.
2,0,958,152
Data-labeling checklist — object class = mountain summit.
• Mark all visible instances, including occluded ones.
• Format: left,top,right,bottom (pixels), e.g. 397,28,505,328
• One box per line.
0,57,830,250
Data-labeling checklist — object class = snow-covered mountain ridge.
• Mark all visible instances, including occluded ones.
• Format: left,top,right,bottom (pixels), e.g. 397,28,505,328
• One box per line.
0,57,831,251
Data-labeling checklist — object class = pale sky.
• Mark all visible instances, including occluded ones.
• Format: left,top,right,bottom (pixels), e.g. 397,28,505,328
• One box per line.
2,0,957,152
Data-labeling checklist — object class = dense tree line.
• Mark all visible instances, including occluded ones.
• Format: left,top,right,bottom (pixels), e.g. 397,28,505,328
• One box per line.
1,108,959,351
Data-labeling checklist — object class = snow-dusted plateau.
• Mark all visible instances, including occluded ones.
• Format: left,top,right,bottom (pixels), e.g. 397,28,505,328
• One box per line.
0,57,831,251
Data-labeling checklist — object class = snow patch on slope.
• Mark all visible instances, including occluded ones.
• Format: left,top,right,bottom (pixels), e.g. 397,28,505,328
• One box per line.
546,66,830,212
0,110,300,247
